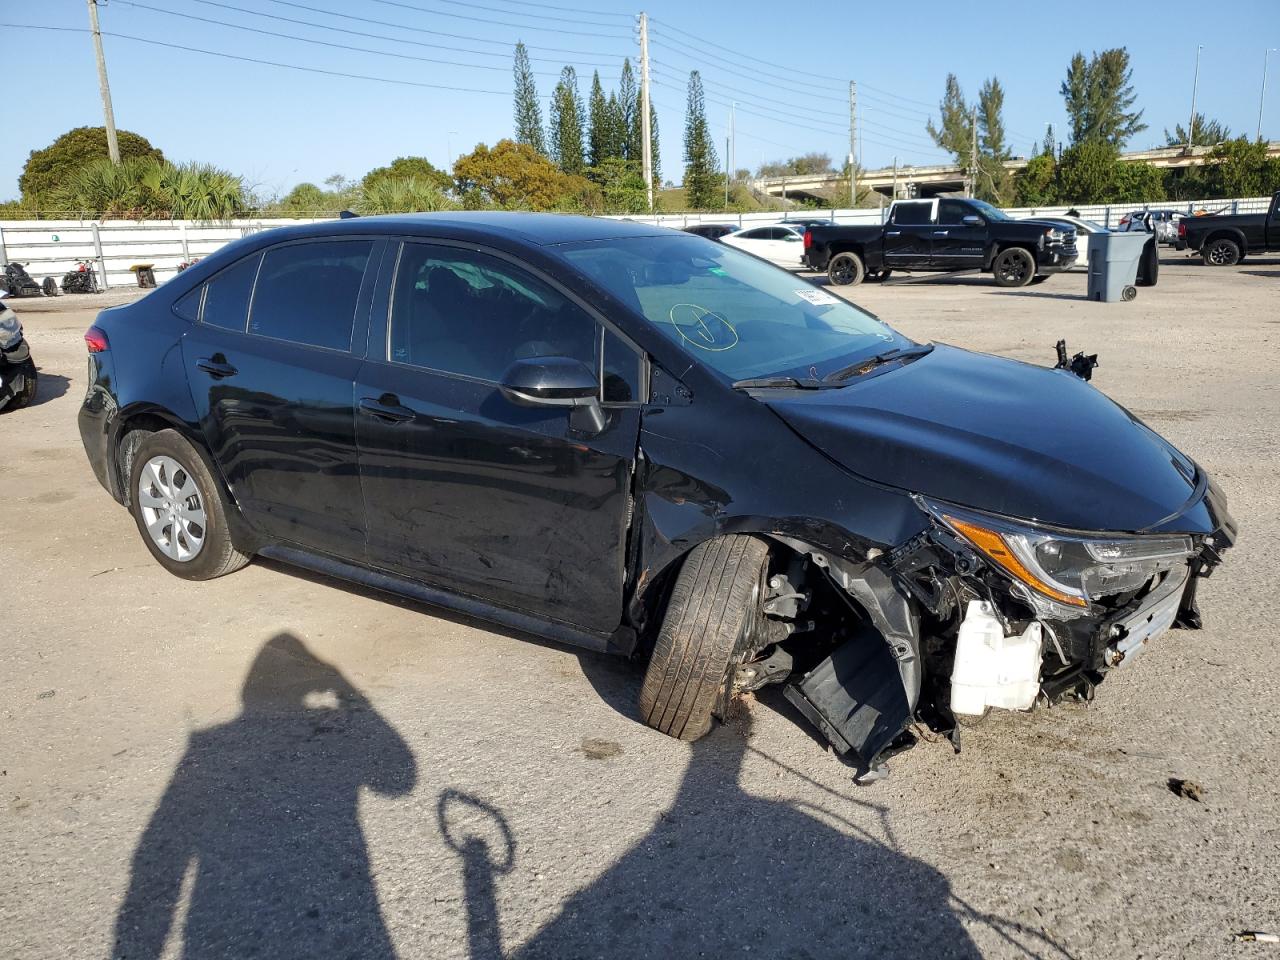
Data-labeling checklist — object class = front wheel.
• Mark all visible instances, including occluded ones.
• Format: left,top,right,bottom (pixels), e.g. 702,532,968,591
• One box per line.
827,251,865,286
127,429,250,581
1202,238,1240,266
639,535,769,741
3,359,37,410
992,247,1036,287
41,277,59,297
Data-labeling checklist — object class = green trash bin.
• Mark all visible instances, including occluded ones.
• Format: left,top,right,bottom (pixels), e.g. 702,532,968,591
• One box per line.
1086,232,1147,302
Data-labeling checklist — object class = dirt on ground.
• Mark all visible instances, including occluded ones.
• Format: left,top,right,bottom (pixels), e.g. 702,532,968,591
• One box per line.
1,255,1277,959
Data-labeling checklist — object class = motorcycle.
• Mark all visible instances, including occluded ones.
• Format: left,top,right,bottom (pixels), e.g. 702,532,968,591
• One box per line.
176,257,200,273
0,293,37,411
62,259,100,294
0,261,55,298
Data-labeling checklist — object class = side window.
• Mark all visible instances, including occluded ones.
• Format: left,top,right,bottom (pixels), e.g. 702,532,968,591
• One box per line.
892,202,933,226
389,243,597,382
201,253,261,332
738,228,769,240
603,328,642,403
938,201,970,225
248,239,373,351
172,286,203,322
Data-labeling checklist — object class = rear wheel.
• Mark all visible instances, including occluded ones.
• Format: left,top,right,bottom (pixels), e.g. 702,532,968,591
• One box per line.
992,247,1036,287
41,277,59,297
1203,237,1240,266
827,251,865,286
639,535,770,741
4,359,37,410
1137,238,1160,286
127,429,250,581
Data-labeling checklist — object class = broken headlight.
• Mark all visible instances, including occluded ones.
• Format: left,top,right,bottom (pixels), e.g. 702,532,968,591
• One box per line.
0,312,21,351
922,499,1194,609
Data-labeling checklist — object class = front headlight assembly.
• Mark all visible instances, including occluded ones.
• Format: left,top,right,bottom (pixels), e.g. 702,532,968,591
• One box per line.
0,312,21,351
921,499,1194,612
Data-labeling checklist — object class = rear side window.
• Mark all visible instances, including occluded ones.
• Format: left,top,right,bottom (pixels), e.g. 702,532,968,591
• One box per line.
248,240,373,351
892,202,933,225
201,253,261,332
172,287,203,322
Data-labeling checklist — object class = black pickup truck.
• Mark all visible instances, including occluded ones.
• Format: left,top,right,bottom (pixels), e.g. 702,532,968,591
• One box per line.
803,197,1078,287
1179,191,1280,265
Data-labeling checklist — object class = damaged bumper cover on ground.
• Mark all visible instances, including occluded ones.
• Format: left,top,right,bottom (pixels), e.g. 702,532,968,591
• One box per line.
779,478,1237,771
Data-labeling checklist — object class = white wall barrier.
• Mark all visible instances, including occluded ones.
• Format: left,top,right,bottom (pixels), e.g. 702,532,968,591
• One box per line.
0,198,1270,291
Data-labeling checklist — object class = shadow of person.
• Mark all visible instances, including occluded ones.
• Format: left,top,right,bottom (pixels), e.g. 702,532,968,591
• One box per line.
112,633,417,960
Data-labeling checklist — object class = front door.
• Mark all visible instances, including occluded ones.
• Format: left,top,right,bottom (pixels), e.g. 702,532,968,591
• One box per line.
181,238,381,559
883,201,935,268
929,199,987,268
354,240,644,634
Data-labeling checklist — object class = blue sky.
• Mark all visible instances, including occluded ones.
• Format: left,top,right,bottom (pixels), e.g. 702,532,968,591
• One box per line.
4,0,1279,200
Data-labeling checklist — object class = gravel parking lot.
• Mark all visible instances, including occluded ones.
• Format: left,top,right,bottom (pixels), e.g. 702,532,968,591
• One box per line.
2,255,1277,960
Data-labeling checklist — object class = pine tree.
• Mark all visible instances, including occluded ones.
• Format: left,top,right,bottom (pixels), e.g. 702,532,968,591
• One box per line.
512,42,545,156
649,101,661,185
618,59,638,160
587,72,610,167
549,66,584,175
1042,123,1056,157
976,77,1013,203
604,92,627,162
1060,48,1146,147
925,74,974,162
682,71,721,209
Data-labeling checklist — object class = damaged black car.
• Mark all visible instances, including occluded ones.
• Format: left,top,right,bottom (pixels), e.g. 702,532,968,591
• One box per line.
76,214,1236,772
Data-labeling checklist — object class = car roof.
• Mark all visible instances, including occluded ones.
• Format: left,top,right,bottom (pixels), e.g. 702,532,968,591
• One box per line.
245,212,673,247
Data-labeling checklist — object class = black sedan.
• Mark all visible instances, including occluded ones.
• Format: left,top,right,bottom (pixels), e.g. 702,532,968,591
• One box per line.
77,213,1235,771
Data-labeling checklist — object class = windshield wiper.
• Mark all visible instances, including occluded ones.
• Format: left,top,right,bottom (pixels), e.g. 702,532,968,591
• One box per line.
822,344,934,384
731,376,833,390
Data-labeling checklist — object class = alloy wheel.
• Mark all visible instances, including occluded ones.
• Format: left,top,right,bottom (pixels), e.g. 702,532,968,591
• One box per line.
137,455,207,561
1207,241,1237,265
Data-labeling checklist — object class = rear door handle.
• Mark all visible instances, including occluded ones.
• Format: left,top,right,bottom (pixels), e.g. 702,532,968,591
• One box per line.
886,230,901,236
933,230,949,236
196,357,237,379
359,396,415,423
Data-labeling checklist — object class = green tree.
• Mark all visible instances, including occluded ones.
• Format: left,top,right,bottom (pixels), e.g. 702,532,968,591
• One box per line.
585,157,648,214
618,59,638,160
1206,137,1271,196
587,71,610,167
682,71,722,209
57,156,246,220
976,77,1013,203
1055,140,1121,203
1014,153,1057,206
276,182,343,216
648,101,661,185
549,66,585,175
355,177,454,214
513,42,546,156
1164,114,1231,147
1112,162,1166,203
757,153,834,177
604,92,627,161
361,157,451,194
1060,48,1146,147
1042,124,1056,157
19,126,164,203
453,138,599,211
925,74,974,162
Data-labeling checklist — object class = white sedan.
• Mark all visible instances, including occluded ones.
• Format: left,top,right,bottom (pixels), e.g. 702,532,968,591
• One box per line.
720,223,806,270
1026,215,1108,271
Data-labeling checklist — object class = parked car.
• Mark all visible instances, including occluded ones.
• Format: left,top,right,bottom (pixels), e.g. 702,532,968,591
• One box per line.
77,213,1235,771
1179,190,1280,265
1117,209,1181,245
720,223,807,269
805,198,1078,287
782,218,836,233
682,223,739,241
1023,215,1108,271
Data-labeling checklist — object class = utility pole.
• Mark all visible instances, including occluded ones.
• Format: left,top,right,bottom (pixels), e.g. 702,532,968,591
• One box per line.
968,106,978,198
848,81,857,208
1187,44,1203,153
1260,48,1278,142
729,101,736,189
724,135,730,208
638,12,653,212
891,157,899,200
86,0,120,164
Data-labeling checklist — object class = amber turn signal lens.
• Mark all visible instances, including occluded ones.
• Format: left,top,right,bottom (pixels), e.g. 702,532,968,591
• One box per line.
945,515,1088,608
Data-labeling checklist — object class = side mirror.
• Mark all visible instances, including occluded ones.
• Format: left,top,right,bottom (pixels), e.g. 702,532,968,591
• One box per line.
961,214,983,226
499,356,605,433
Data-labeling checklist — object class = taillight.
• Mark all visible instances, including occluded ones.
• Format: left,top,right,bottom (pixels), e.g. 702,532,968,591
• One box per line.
803,229,812,249
84,325,109,353
1178,220,1187,237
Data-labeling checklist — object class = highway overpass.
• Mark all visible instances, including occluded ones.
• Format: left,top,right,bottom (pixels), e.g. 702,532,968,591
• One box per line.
752,142,1280,203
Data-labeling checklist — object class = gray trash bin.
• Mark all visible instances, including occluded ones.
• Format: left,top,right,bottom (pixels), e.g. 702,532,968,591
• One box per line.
1086,232,1148,302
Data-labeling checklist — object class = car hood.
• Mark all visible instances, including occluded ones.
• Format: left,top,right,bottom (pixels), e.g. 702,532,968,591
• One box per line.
763,344,1209,534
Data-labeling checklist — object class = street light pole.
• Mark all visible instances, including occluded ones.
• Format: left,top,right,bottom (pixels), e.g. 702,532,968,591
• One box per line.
1186,44,1204,153
1259,48,1278,142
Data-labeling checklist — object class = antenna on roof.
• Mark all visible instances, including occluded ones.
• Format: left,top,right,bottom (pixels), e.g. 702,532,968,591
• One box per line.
338,210,359,219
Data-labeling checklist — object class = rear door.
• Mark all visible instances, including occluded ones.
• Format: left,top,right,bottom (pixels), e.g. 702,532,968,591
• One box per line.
354,240,644,634
884,201,935,268
181,237,382,560
1268,193,1280,248
930,200,986,268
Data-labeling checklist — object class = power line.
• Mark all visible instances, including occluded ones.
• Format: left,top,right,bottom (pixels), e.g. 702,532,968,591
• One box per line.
650,28,845,103
110,1,616,76
402,0,631,24
649,18,845,84
858,81,935,109
650,74,846,139
178,0,623,64
359,0,631,37
651,58,848,126
435,0,632,16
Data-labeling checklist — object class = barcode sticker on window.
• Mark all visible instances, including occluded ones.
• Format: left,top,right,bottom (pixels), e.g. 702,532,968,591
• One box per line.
795,289,838,306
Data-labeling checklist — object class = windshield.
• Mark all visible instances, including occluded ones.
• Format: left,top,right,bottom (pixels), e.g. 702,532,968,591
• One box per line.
558,234,907,382
968,199,1010,222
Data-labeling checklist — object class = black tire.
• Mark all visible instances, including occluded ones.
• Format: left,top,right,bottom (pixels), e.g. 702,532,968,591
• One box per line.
992,247,1036,287
4,359,37,410
875,269,892,282
1029,275,1050,285
41,277,59,297
827,251,865,286
1202,237,1240,266
127,429,250,581
639,535,769,741
1137,238,1160,286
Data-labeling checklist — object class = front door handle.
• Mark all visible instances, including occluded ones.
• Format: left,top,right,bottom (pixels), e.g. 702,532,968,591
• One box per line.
196,357,237,379
933,230,949,236
886,230,901,236
359,396,415,423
